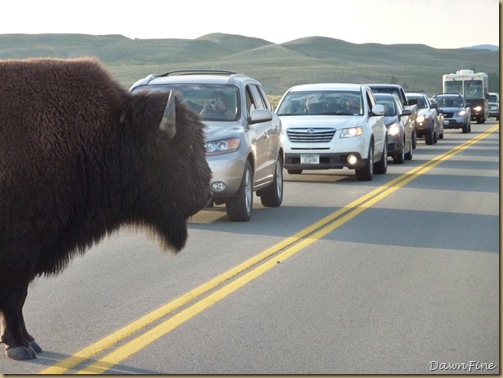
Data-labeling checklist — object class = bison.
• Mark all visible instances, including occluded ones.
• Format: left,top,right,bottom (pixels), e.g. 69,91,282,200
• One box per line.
0,57,212,360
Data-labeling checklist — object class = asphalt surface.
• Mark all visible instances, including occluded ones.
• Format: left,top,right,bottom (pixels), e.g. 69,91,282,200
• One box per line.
1,120,499,375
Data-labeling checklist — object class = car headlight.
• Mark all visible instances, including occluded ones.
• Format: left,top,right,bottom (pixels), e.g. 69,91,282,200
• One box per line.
458,110,467,116
416,115,426,123
340,127,363,138
387,123,400,136
205,138,240,156
474,106,482,112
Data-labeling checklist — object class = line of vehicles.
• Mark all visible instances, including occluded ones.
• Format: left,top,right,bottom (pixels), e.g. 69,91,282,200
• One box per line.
129,69,498,222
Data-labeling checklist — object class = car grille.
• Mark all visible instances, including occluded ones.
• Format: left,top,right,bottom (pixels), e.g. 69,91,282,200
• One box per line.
442,112,454,118
287,128,336,143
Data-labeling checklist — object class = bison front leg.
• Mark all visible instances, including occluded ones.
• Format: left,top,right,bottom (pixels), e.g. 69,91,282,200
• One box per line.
0,287,39,360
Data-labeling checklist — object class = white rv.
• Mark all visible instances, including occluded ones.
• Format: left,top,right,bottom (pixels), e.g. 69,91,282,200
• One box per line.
442,69,489,124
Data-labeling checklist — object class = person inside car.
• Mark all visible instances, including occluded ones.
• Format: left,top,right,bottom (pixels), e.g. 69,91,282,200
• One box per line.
200,90,235,120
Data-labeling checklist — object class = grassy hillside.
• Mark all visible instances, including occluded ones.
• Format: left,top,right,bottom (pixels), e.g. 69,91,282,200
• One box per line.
0,33,499,97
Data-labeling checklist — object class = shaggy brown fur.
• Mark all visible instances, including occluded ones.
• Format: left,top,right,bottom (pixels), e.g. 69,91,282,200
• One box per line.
0,57,212,360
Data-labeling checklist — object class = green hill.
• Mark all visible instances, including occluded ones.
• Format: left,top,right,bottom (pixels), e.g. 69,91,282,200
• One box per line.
0,33,499,96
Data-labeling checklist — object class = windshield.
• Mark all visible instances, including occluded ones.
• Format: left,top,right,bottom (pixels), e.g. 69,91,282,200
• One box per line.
444,81,463,95
407,95,427,109
131,83,239,122
277,90,363,116
435,96,464,107
375,97,397,116
489,94,499,102
444,80,483,99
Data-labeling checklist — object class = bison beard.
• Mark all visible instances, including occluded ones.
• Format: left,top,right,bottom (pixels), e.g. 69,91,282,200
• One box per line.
0,57,212,360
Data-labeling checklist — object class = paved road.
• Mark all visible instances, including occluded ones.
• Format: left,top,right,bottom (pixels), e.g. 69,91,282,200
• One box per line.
1,121,499,375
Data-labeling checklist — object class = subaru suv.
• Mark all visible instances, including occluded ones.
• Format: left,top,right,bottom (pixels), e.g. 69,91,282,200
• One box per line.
130,70,283,221
276,83,387,181
432,94,472,133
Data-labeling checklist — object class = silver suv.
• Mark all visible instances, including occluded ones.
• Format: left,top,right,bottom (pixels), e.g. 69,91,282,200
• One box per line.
130,70,283,221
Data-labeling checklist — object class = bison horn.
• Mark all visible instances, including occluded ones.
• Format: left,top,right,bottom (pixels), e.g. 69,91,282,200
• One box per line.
159,90,176,139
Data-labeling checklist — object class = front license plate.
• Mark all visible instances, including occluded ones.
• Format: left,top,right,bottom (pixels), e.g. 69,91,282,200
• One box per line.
443,120,449,125
300,154,319,164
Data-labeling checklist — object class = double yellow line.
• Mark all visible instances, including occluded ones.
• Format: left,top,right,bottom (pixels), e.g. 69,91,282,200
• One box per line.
40,125,498,374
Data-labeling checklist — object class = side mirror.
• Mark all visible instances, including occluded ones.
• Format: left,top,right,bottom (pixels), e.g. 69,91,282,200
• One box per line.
249,109,273,124
400,109,412,116
407,99,418,106
466,103,472,108
430,103,438,109
372,104,384,116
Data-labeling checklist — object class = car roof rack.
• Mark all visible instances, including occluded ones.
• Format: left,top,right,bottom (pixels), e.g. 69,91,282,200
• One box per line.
158,69,236,77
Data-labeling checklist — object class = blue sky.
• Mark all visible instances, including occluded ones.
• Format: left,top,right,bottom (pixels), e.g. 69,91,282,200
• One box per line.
2,0,500,48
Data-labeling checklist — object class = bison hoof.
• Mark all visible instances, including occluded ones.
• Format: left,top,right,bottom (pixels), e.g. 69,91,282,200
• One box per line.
30,340,43,354
6,345,37,360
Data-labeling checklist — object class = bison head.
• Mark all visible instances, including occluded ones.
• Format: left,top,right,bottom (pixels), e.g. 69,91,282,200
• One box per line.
123,90,212,252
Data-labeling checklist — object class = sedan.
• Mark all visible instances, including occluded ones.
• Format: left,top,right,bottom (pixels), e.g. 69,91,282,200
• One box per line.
276,83,387,181
374,93,414,163
406,92,443,145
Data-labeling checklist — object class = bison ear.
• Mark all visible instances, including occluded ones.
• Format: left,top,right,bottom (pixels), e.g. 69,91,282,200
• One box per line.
159,90,176,139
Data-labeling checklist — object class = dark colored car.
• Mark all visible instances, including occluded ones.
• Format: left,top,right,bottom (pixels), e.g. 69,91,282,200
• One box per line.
432,94,472,133
374,93,415,163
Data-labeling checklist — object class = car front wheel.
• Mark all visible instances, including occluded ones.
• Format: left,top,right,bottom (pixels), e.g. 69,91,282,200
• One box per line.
374,139,387,174
226,161,253,222
355,143,374,181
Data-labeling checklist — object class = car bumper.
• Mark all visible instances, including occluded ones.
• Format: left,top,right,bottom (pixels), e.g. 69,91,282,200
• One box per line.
386,133,403,155
283,129,371,171
207,153,246,198
284,151,367,170
443,117,469,128
415,119,434,136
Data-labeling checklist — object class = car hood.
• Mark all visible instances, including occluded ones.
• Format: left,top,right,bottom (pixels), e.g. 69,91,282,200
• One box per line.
279,115,363,130
383,115,399,127
202,121,244,141
438,106,464,113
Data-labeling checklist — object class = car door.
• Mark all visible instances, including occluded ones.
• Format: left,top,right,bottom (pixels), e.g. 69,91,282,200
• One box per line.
245,84,275,186
365,89,385,159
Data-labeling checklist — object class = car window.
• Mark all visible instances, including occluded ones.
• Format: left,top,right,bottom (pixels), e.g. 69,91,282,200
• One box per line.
247,84,267,111
409,96,427,109
365,89,376,114
375,98,396,116
435,96,463,107
256,85,272,110
131,83,239,122
276,90,363,116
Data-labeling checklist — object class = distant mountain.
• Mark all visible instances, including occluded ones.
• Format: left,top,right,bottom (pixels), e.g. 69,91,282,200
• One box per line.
0,33,499,95
463,44,499,51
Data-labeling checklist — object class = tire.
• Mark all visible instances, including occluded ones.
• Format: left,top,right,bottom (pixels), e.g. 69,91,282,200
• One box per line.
412,131,417,149
393,138,405,164
226,161,253,222
404,143,413,160
355,143,374,181
287,169,302,175
374,139,387,174
259,155,283,207
462,122,469,133
425,130,434,145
